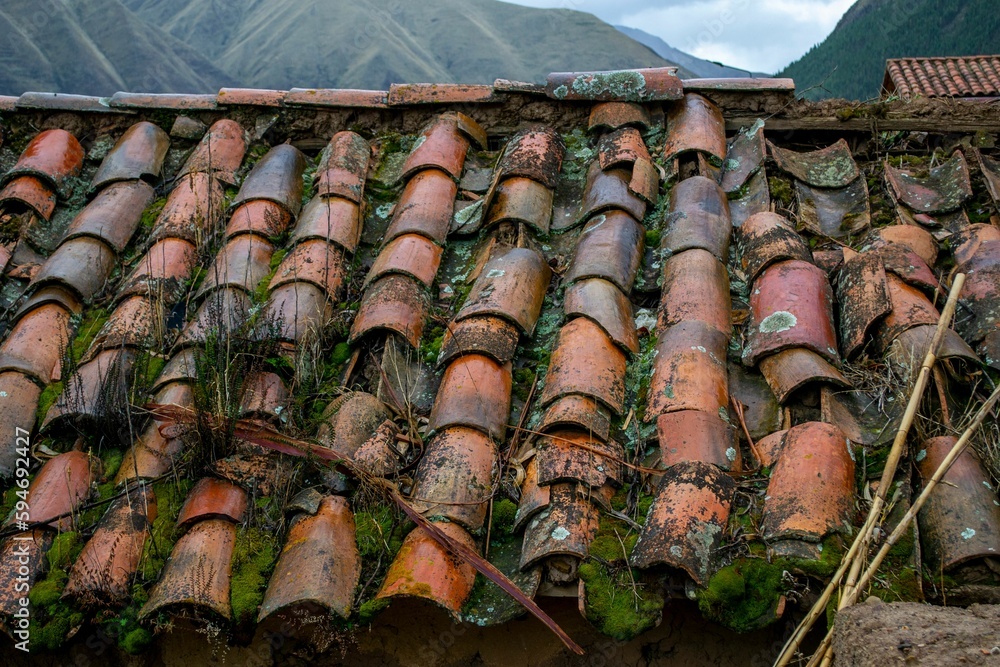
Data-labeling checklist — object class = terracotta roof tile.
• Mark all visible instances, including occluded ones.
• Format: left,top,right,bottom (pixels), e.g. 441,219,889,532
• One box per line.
885,150,972,214
3,451,98,532
108,91,218,110
64,486,156,607
0,176,58,220
284,87,389,108
16,92,119,113
2,73,996,649
546,67,683,102
885,56,1000,98
409,426,498,529
3,129,84,195
630,461,735,584
916,436,1000,571
259,495,360,620
388,83,498,105
217,88,287,108
90,121,170,191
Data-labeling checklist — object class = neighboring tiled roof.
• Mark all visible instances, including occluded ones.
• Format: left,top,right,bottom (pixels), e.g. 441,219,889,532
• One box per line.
0,67,997,660
884,55,1000,99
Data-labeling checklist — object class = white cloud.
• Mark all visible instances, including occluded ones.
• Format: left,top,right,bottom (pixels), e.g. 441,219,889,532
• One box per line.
502,0,856,73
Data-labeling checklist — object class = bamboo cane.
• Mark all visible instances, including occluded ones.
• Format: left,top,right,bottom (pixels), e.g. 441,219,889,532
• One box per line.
772,273,966,667
807,381,1000,665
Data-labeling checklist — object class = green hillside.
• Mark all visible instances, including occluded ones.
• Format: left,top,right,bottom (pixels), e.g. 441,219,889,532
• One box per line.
780,0,1000,100
123,0,672,90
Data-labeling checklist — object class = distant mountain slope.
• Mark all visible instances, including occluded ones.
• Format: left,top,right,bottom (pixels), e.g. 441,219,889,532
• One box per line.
0,0,235,96
780,0,1000,100
616,26,765,78
122,0,674,90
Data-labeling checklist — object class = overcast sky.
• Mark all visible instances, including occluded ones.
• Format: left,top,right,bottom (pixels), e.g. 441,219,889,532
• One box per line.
504,0,856,74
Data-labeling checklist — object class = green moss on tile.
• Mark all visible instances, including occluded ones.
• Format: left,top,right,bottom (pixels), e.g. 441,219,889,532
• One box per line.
230,525,280,625
697,559,785,633
139,478,193,581
490,498,517,534
357,597,390,624
578,561,663,640
120,627,154,654
69,307,111,360
767,175,794,209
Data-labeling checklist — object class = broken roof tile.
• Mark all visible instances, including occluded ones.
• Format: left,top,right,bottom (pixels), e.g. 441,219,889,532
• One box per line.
65,180,156,252
564,211,644,294
116,383,195,483
348,274,428,348
0,529,52,619
597,127,650,171
588,102,651,133
377,520,478,618
837,251,892,359
231,144,307,217
316,392,391,460
563,278,639,354
769,138,860,188
630,461,735,584
176,119,247,186
492,127,563,189
736,212,812,284
539,317,627,414
721,121,766,194
259,495,360,621
758,347,850,404
728,168,771,227
316,131,371,202
42,348,135,428
0,176,57,220
873,273,942,353
383,169,458,244
885,151,972,214
977,149,1000,204
90,121,170,191
109,92,217,110
428,355,511,441
664,175,731,261
3,129,84,195
869,223,939,267
744,260,839,367
520,483,601,571
659,249,732,337
916,435,1000,572
87,295,158,353
657,409,739,471
457,247,551,335
438,315,520,366
546,67,682,102
794,177,870,238
410,426,498,530
762,422,855,547
647,320,729,421
886,324,979,371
